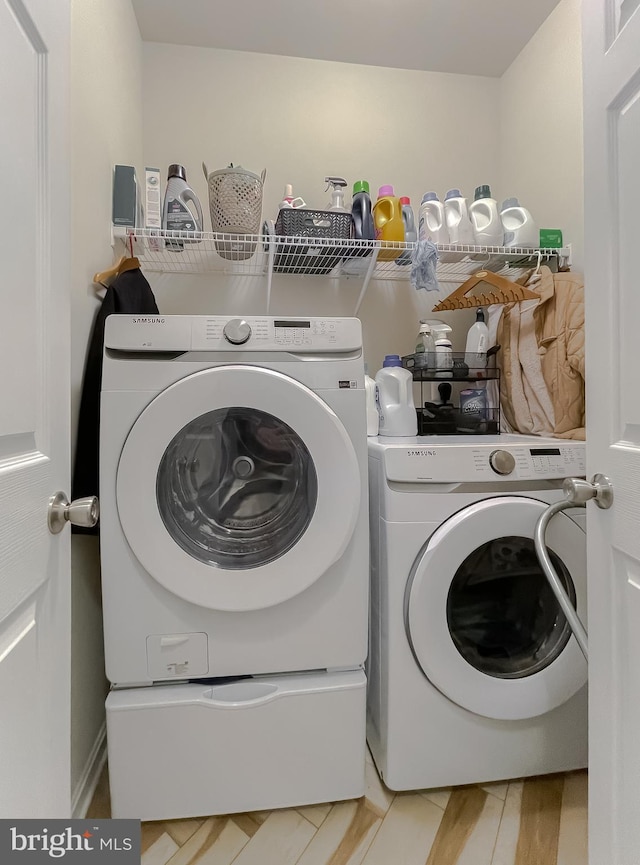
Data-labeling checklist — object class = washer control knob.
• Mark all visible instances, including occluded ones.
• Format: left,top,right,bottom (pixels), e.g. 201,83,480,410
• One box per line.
489,449,516,476
223,318,252,345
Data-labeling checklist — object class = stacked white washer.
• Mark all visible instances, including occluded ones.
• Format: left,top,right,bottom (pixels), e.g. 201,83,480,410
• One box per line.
367,434,588,790
99,315,369,820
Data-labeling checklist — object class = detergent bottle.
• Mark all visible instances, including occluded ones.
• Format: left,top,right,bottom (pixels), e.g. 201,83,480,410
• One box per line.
351,180,375,240
500,198,538,248
418,192,449,245
162,164,204,249
373,186,404,260
375,355,417,436
444,189,475,245
469,185,503,246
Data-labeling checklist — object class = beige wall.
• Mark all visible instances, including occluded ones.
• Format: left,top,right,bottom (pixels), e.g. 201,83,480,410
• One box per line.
141,44,503,367
499,0,583,268
70,0,143,807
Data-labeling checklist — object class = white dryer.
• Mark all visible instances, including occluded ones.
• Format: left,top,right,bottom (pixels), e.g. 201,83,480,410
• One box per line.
100,315,369,819
367,435,588,791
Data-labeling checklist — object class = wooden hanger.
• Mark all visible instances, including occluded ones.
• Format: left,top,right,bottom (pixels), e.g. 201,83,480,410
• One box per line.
432,268,539,312
93,254,140,288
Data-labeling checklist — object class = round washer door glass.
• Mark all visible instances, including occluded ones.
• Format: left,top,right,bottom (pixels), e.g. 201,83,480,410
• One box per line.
116,365,361,612
156,407,318,569
405,496,587,721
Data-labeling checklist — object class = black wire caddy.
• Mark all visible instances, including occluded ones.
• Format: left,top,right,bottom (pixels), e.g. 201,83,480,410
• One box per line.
402,352,501,436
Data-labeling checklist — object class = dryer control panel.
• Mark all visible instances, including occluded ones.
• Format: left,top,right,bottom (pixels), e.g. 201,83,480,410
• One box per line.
104,315,362,353
380,438,586,483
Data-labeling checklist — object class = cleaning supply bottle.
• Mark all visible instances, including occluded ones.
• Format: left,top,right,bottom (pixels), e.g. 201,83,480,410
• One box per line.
373,186,404,260
500,198,538,248
418,192,449,245
162,164,204,237
279,184,306,209
396,197,417,265
351,180,375,240
325,177,349,212
469,185,503,246
414,321,436,370
375,355,417,436
464,307,489,370
364,364,379,436
444,189,475,245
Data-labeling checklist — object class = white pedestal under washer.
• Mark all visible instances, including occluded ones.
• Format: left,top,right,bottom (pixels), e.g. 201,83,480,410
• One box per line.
99,315,369,818
367,435,588,791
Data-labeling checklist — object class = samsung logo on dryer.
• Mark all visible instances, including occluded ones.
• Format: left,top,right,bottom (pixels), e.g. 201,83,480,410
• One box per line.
132,317,166,324
407,450,437,457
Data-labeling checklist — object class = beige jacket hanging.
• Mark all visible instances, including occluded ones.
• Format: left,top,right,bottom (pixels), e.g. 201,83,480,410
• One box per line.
496,266,585,440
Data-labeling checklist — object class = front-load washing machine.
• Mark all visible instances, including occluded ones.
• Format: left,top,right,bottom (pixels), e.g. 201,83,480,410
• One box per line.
367,435,588,791
100,315,369,819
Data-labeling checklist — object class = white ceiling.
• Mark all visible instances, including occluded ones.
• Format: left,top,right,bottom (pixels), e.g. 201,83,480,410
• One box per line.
131,0,562,78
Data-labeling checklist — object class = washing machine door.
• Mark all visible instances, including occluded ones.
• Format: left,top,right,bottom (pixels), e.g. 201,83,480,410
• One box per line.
116,365,361,611
405,495,587,720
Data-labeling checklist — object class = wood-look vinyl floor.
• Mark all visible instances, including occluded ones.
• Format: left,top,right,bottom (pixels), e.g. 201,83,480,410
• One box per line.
86,749,588,865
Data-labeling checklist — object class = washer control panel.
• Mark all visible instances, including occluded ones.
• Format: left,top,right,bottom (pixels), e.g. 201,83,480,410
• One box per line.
383,440,586,483
104,315,362,353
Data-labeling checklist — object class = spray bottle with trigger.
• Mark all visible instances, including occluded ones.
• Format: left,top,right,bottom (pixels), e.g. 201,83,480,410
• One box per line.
325,176,349,212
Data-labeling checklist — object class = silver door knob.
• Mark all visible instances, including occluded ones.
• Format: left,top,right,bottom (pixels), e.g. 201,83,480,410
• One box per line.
563,474,613,509
48,492,100,534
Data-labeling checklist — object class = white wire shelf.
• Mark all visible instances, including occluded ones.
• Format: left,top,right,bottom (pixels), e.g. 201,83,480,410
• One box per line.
112,226,570,313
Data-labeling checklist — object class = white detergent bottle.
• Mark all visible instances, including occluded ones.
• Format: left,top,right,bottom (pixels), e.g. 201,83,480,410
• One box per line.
464,307,489,370
469,185,503,246
418,192,449,244
444,189,475,245
500,197,538,248
162,164,203,234
364,364,379,437
375,355,417,437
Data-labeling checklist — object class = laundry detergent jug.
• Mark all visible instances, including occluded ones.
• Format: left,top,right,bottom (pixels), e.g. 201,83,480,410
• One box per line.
375,355,417,436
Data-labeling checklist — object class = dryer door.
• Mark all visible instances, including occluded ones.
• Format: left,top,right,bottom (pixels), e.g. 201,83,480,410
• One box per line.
405,495,587,720
116,365,361,611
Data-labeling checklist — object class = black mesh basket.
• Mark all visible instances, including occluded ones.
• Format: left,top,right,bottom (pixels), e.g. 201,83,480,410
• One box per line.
274,209,352,274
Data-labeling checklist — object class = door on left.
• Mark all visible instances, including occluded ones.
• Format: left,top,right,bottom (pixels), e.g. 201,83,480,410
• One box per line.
0,0,73,816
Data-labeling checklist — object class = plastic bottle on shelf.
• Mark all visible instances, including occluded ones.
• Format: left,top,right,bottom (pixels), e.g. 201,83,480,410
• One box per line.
500,198,538,248
469,185,503,246
364,364,379,437
418,192,449,245
351,180,375,240
325,176,349,212
444,189,475,245
279,184,306,209
414,321,436,370
162,164,203,249
396,197,417,265
375,355,417,437
464,308,489,370
373,186,405,260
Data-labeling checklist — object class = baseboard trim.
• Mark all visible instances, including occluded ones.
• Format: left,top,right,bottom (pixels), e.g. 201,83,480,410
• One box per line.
71,723,107,819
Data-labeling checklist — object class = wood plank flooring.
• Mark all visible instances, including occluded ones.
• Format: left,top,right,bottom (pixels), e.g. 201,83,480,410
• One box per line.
86,748,588,865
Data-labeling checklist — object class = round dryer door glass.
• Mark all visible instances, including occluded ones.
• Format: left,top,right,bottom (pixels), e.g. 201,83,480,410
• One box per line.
447,536,577,679
156,407,318,569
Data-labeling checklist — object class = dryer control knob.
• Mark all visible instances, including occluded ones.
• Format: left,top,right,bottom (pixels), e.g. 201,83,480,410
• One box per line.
489,449,516,475
223,318,252,345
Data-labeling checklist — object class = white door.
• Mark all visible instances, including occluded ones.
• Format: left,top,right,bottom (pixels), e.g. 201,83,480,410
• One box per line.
0,0,72,816
583,2,640,861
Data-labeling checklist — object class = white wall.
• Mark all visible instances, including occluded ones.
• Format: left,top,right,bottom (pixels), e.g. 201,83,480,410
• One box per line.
141,44,502,368
499,0,583,268
70,0,143,806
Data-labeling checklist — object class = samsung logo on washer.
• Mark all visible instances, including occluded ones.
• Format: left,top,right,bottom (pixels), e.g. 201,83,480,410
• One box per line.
132,317,165,324
407,450,437,457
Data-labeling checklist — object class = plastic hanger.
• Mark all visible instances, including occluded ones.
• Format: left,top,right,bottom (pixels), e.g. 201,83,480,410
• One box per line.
432,267,539,312
93,233,140,288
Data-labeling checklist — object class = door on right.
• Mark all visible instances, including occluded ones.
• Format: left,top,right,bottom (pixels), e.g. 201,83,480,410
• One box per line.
583,1,640,862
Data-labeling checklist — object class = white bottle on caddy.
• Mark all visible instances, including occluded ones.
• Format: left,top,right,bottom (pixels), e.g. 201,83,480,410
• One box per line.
469,185,504,246
464,308,489,370
418,193,449,245
375,355,417,437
